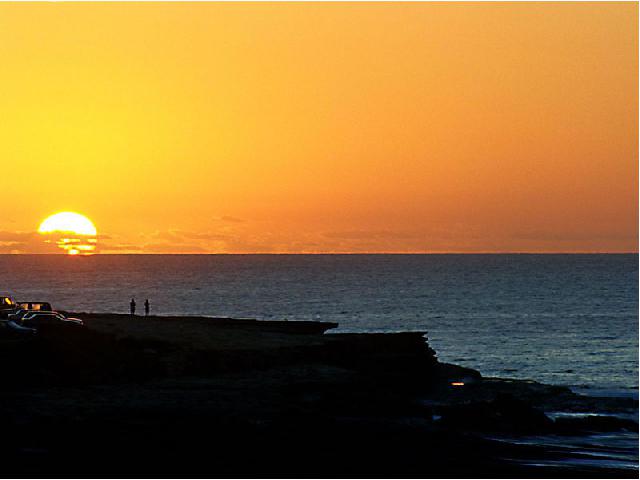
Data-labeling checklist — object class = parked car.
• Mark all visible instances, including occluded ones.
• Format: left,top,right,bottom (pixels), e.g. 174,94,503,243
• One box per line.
8,303,83,331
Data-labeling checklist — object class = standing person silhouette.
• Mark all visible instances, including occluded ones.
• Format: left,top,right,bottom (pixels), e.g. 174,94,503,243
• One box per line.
130,298,136,316
144,299,150,317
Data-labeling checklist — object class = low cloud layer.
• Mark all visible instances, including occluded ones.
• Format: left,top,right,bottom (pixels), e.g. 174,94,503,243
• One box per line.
0,220,636,255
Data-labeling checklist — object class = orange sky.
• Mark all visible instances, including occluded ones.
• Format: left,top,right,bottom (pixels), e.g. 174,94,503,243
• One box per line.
0,2,637,253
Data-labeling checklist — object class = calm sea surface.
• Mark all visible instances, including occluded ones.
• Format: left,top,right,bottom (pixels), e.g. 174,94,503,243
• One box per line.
1,254,637,395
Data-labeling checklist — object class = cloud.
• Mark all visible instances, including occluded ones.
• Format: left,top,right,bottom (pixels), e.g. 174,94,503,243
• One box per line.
323,230,423,241
149,230,184,243
98,243,144,253
0,242,28,253
142,242,208,253
145,229,231,243
0,230,102,254
0,227,322,254
138,228,283,253
0,231,59,253
0,231,38,242
512,229,637,242
177,231,231,241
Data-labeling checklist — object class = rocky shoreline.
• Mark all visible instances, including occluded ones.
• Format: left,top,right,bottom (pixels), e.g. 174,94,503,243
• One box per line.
0,313,637,477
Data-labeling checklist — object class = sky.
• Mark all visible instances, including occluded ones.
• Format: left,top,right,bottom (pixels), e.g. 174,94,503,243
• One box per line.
0,2,637,254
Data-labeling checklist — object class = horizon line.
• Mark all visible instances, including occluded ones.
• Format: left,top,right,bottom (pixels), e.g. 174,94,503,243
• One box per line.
0,252,637,256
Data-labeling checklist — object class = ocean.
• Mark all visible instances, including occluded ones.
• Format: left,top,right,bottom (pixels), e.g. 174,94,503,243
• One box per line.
1,253,637,396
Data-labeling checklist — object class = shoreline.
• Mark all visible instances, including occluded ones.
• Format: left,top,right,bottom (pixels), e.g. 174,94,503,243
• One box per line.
1,312,637,477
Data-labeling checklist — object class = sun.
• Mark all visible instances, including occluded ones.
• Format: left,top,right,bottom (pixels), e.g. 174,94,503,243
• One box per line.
38,211,98,255
39,212,97,236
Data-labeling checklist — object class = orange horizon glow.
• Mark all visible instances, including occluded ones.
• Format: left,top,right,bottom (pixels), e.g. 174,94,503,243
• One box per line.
0,3,637,254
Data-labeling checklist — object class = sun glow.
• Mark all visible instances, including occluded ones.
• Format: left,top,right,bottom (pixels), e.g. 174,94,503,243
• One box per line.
38,212,98,255
39,212,97,236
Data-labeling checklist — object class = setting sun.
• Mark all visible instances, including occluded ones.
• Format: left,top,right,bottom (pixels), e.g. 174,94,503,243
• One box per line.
39,212,97,236
38,211,97,255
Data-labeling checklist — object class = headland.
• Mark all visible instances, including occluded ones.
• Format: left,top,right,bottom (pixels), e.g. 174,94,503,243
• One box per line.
0,313,636,477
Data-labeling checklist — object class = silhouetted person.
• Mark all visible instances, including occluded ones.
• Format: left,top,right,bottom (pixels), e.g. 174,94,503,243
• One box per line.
130,298,136,316
144,299,150,316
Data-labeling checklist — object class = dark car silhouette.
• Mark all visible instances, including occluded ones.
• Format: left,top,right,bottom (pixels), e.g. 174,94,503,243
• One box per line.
7,303,83,332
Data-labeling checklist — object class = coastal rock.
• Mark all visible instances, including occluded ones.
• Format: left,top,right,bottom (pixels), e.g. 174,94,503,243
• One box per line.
0,313,636,477
438,393,554,434
432,362,482,382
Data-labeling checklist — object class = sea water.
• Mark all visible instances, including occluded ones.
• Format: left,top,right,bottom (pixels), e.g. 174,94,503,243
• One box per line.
0,254,637,396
